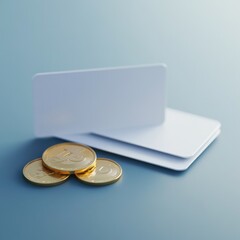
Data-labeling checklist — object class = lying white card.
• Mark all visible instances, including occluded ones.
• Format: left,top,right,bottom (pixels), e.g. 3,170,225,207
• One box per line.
56,108,221,171
56,128,220,171
33,64,166,137
95,108,221,158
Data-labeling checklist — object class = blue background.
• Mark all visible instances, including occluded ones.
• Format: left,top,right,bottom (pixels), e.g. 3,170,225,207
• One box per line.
0,1,239,239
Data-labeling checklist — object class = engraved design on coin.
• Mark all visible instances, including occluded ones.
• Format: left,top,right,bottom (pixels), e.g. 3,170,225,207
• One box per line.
97,165,112,174
23,158,70,186
42,143,97,173
50,148,89,165
88,164,118,179
29,166,55,179
75,158,122,185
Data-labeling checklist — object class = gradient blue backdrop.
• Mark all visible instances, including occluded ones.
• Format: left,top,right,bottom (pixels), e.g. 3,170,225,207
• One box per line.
0,1,239,239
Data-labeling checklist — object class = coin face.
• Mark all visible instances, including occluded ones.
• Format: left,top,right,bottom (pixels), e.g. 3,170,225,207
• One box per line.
23,158,69,186
75,158,122,185
42,143,97,174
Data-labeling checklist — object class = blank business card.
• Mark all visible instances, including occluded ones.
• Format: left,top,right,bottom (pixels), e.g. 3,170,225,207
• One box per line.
33,64,166,137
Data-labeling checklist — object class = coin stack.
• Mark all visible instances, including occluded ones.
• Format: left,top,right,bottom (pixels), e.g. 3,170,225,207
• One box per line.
23,142,122,186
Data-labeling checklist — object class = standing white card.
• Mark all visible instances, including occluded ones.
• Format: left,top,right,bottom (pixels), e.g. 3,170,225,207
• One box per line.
33,64,166,137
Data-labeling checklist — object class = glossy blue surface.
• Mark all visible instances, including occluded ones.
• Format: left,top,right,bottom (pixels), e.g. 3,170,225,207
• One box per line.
0,1,239,239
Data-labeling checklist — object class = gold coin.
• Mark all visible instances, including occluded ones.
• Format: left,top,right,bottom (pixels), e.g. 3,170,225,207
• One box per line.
23,158,70,186
42,142,96,174
75,158,122,185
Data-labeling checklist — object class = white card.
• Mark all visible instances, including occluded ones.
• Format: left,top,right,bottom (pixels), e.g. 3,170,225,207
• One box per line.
56,108,221,171
56,128,220,171
95,108,221,158
33,64,166,137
